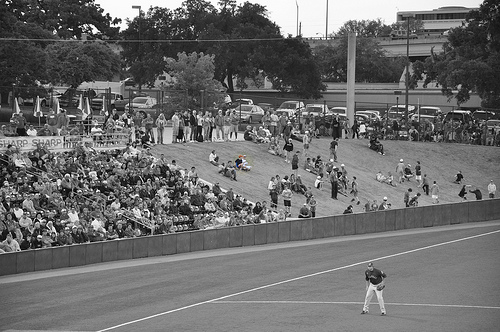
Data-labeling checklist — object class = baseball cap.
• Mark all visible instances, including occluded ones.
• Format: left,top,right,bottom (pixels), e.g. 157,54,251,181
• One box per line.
400,159,403,162
367,262,373,267
383,197,388,201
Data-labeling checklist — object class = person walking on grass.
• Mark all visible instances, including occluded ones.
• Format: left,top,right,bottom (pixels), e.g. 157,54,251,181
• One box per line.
282,184,293,217
431,181,440,204
350,176,360,205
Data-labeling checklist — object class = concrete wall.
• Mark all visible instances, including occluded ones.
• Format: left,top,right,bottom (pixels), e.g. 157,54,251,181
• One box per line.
1,199,498,276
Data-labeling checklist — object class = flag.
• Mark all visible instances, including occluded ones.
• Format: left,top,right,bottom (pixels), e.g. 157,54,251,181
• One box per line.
34,96,43,117
101,95,108,116
82,97,91,121
13,97,21,115
53,97,60,114
77,94,83,111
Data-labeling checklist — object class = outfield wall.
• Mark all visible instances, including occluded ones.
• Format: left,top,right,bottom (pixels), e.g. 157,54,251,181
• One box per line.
1,199,499,276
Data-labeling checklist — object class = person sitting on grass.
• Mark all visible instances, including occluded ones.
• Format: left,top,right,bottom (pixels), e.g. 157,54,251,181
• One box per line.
369,135,385,155
376,171,397,187
403,164,414,181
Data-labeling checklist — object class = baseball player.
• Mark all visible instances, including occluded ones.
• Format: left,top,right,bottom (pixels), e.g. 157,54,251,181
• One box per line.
361,262,387,315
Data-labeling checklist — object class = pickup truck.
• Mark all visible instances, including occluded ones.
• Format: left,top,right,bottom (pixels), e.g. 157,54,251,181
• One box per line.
92,92,128,111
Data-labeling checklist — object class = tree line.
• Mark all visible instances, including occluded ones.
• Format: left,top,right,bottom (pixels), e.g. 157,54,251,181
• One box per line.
1,0,498,108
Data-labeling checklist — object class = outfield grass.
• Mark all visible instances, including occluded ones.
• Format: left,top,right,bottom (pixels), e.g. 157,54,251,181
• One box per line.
152,137,500,217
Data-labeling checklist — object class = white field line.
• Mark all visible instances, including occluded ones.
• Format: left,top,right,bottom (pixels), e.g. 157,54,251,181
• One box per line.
213,300,500,310
96,229,500,332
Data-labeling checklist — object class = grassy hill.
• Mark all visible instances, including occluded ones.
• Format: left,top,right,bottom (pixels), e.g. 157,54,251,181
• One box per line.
151,137,500,217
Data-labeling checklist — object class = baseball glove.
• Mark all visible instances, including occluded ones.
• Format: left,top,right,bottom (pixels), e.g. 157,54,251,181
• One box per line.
376,284,385,291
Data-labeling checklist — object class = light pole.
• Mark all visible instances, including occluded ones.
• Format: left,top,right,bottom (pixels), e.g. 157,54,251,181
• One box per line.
132,5,142,90
296,1,299,36
402,13,415,124
325,0,329,40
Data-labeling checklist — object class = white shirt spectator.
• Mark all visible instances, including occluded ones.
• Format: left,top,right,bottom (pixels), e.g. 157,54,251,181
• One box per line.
27,127,38,136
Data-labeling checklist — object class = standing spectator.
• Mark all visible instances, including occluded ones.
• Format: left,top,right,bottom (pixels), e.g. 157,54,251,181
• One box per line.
458,185,468,200
56,109,70,135
182,110,191,143
422,174,430,195
302,131,311,157
170,111,179,144
196,110,204,141
307,195,317,217
350,176,360,205
269,111,279,137
291,151,300,177
46,109,58,135
351,119,359,139
15,112,27,136
282,185,293,217
330,167,339,200
156,113,167,144
203,111,211,141
283,138,294,163
330,138,339,162
415,161,422,187
230,110,239,140
396,159,405,183
431,181,440,204
488,180,496,198
404,188,413,207
222,110,232,142
214,109,224,141
143,113,155,144
189,110,197,142
26,125,37,136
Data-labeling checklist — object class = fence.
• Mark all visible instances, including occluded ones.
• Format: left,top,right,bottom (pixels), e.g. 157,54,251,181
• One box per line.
1,198,498,276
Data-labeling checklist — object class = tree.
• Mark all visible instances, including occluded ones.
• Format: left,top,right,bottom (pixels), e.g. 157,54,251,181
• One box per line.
45,42,121,88
121,6,177,89
6,0,120,39
412,1,500,107
313,37,404,83
165,52,225,109
336,19,392,37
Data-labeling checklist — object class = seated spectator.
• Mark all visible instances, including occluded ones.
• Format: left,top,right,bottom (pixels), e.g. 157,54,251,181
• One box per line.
222,161,237,181
343,205,353,214
209,150,219,166
376,171,397,187
26,125,38,137
408,193,421,207
369,136,385,155
403,164,413,181
454,171,464,184
298,203,311,218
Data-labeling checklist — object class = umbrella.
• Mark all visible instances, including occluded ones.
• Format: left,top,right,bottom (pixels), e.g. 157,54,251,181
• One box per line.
101,95,108,116
13,97,21,115
34,96,42,126
53,97,60,114
82,97,91,121
77,94,83,111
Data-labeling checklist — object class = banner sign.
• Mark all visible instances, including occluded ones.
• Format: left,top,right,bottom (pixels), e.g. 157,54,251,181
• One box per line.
0,134,128,152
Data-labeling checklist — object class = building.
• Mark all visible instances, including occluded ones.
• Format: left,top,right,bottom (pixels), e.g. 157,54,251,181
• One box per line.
396,6,478,36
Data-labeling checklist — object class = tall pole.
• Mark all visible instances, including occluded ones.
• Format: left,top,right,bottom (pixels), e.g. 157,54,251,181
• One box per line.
404,14,414,123
132,5,141,90
325,0,329,39
296,1,299,36
347,33,356,132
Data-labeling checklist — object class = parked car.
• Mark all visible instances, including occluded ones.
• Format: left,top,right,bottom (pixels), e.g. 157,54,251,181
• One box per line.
356,110,381,123
232,104,265,123
91,92,126,111
330,106,347,115
277,100,305,117
125,96,157,110
387,105,416,120
257,103,274,113
472,110,496,123
355,113,370,125
443,110,473,124
301,104,329,118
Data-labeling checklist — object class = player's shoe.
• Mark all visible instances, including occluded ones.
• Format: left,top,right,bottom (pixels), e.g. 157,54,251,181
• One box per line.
361,310,368,314
381,312,386,316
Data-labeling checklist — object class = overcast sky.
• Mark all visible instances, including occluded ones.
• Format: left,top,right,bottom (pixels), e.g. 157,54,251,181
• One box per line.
98,0,481,37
